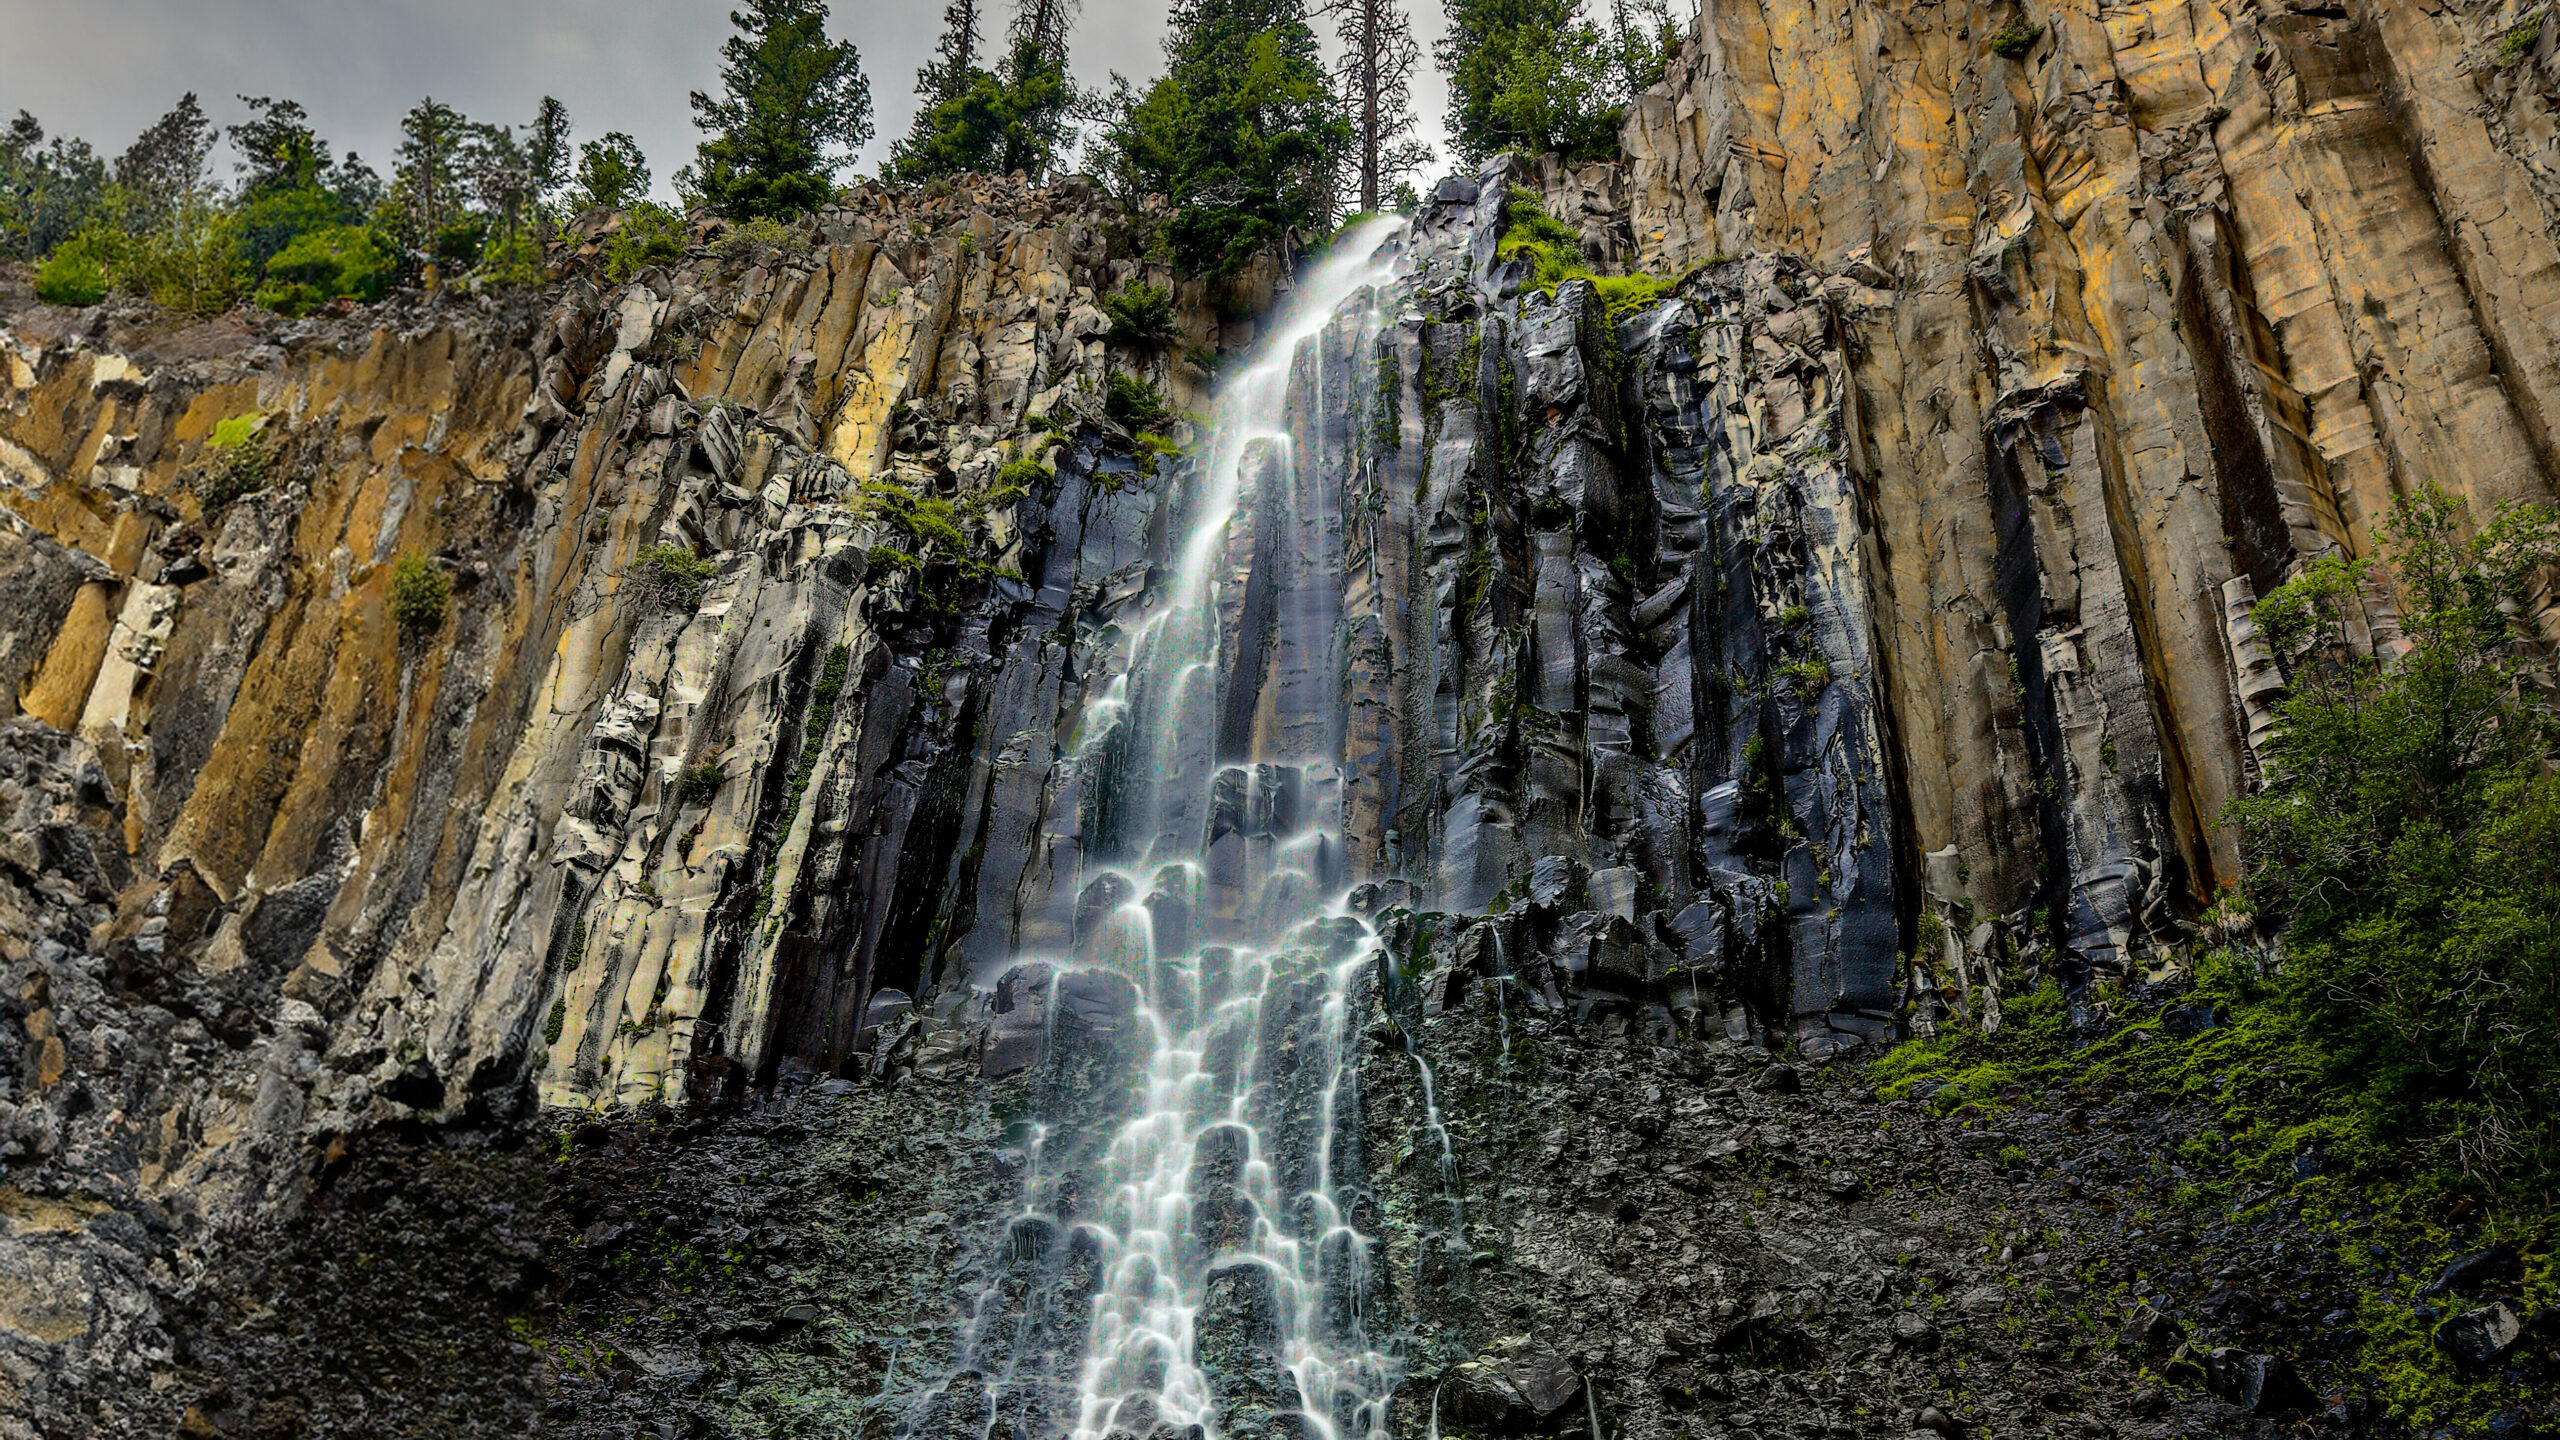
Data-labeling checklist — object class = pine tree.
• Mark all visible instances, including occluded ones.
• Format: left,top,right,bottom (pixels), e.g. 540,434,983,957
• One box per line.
391,96,473,248
1106,0,1350,274
528,97,575,203
1326,0,1426,212
690,0,875,220
115,93,216,231
912,0,985,115
228,96,329,196
1436,0,1636,162
575,133,651,211
1,112,107,260
892,0,1078,184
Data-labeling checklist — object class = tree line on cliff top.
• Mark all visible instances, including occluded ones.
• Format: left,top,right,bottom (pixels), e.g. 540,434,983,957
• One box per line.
2,0,1682,309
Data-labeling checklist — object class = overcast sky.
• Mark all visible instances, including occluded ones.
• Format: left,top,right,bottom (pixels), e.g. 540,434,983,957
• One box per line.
0,0,1458,200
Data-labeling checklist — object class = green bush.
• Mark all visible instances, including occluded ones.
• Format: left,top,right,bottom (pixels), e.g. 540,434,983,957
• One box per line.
711,214,811,262
996,456,1048,495
605,202,689,282
542,998,567,1047
675,760,724,804
193,415,278,509
628,543,720,611
1103,370,1170,432
858,483,967,552
1102,280,1178,349
1989,20,2045,58
253,225,391,316
2227,484,2560,1186
35,236,107,306
388,554,451,637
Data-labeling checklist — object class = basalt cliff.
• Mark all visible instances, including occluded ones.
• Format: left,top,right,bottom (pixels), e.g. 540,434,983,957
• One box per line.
3,3,2557,1439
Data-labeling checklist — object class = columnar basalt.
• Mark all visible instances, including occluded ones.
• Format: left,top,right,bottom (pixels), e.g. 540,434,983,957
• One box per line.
7,2,2560,1434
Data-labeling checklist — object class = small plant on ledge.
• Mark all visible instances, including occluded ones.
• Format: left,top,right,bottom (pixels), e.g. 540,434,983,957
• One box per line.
627,543,720,611
674,761,725,805
389,554,451,639
1990,19,2046,58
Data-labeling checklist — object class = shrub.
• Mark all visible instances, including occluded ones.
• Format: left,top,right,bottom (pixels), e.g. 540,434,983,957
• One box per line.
253,225,391,316
1495,188,1674,317
1989,20,2045,58
857,483,967,552
711,214,811,263
2227,484,2560,1186
35,237,108,307
1103,370,1170,432
996,456,1048,495
193,415,278,510
1102,280,1178,349
542,998,567,1047
388,554,451,637
1135,430,1183,478
627,543,720,611
605,202,690,283
1778,657,1831,699
675,760,724,804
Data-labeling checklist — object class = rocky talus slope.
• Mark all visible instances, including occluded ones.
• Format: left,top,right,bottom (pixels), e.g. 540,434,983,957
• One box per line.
1,0,2556,1436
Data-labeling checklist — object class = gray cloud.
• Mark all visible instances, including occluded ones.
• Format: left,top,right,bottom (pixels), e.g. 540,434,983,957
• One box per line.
0,0,1453,198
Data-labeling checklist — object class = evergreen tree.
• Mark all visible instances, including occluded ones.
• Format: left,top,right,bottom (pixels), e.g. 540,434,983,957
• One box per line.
892,0,1078,183
528,97,575,203
0,112,106,260
1437,0,1661,162
391,98,472,258
1106,0,1349,274
911,0,986,116
228,97,341,271
115,93,216,230
575,133,651,211
690,0,875,220
228,96,329,196
1327,0,1428,212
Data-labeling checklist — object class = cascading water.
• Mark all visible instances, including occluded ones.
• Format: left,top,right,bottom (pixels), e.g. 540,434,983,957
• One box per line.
908,219,1417,1440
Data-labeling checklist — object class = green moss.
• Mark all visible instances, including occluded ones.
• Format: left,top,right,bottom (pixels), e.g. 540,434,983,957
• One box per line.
388,554,451,638
1373,349,1402,452
757,643,853,918
210,413,264,451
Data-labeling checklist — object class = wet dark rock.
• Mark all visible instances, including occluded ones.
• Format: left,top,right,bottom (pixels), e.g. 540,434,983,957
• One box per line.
2422,1244,2520,1297
2436,1303,2523,1371
1750,1064,1800,1094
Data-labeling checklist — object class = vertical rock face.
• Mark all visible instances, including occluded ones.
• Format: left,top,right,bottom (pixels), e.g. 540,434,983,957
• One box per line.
6,1,2560,1428
1611,0,2560,997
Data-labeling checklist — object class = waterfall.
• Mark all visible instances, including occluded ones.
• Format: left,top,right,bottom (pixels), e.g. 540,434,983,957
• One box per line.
913,219,1414,1440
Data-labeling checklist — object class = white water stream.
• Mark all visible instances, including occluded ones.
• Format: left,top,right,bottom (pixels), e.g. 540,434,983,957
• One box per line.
927,219,1418,1440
